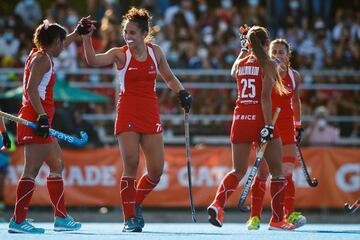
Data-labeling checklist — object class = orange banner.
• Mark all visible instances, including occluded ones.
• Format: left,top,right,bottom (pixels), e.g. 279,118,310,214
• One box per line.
4,146,359,208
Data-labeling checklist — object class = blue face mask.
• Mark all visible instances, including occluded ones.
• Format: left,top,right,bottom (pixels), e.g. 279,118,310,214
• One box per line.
248,0,259,7
24,0,35,8
199,4,207,12
3,32,14,42
225,54,235,64
289,1,300,10
67,15,78,26
221,0,232,9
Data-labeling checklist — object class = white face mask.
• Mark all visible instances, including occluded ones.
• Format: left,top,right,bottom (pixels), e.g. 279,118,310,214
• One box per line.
317,118,327,128
203,34,214,45
198,48,208,58
198,4,207,12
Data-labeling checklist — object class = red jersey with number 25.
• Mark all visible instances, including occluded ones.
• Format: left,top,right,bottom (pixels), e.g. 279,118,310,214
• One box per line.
230,55,279,143
114,42,162,135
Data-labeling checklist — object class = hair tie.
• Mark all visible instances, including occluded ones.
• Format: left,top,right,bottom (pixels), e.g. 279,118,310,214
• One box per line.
43,19,49,30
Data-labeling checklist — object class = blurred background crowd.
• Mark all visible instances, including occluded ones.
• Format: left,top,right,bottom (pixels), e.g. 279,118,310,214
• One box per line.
0,0,359,147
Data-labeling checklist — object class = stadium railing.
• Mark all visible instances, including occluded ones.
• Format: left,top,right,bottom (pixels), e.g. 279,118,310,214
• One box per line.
0,68,359,146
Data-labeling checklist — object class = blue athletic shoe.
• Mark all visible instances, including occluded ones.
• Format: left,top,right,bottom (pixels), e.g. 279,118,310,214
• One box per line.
135,204,145,228
123,217,142,232
54,215,81,231
8,218,45,234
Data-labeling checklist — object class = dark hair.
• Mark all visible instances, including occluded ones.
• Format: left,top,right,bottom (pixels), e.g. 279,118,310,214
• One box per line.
33,21,67,50
270,38,292,65
122,7,153,41
248,26,288,95
247,26,271,71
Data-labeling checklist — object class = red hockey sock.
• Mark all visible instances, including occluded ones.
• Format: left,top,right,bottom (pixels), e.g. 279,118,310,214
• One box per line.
135,174,159,205
13,177,35,223
270,178,286,223
284,175,295,217
250,177,267,218
47,176,67,218
213,171,240,208
120,176,136,221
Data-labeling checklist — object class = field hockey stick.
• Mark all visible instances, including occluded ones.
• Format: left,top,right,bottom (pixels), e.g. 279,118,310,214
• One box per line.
184,111,196,222
238,107,281,211
344,199,360,214
296,143,318,187
0,110,88,146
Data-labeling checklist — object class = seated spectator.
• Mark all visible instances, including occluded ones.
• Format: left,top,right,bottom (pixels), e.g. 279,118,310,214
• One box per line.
14,0,42,29
303,106,340,146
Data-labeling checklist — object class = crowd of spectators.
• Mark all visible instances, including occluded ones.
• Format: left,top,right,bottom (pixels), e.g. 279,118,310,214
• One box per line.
0,0,359,146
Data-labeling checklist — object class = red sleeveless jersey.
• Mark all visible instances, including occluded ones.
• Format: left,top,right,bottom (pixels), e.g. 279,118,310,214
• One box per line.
272,67,297,120
230,55,279,143
235,55,262,107
17,48,55,144
22,48,55,107
114,42,162,135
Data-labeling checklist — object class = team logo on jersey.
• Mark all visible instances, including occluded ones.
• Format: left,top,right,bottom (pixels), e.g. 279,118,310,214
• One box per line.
127,122,132,128
235,114,256,121
23,136,33,140
128,67,138,71
149,64,156,75
247,58,255,63
286,84,293,91
156,123,162,132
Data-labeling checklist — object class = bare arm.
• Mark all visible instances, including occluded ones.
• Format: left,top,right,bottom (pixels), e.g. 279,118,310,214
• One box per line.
292,70,302,123
63,31,79,48
82,34,121,67
26,55,51,115
231,51,249,78
155,44,184,93
261,61,276,125
0,118,6,132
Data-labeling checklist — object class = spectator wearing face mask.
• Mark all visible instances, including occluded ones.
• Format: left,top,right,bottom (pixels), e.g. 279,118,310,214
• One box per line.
303,106,340,146
14,0,42,29
0,30,20,60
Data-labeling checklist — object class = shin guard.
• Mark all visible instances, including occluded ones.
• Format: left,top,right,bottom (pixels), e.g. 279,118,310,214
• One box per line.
47,176,67,218
250,177,267,218
135,174,159,205
13,177,35,223
213,171,240,208
270,178,286,223
120,177,137,221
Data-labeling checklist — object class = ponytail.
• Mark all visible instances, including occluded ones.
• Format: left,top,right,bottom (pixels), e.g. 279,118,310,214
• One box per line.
248,26,288,95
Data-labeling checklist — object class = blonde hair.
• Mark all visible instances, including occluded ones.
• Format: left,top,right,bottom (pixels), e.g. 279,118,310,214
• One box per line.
122,7,153,42
247,26,288,95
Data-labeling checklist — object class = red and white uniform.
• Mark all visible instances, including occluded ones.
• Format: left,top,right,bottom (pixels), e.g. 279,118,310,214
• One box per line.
231,55,279,143
17,48,55,144
114,42,162,135
272,67,297,145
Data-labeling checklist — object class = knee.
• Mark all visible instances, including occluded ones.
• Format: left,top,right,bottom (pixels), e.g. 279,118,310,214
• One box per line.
48,157,64,174
123,156,139,174
257,169,269,179
232,168,247,179
24,165,42,178
282,158,295,177
147,168,163,182
283,165,294,176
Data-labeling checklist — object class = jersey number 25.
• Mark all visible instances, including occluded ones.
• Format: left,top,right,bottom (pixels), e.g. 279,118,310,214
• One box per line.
240,78,256,98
